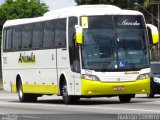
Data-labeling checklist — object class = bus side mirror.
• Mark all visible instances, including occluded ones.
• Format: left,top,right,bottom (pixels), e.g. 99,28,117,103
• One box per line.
75,25,83,45
146,24,159,45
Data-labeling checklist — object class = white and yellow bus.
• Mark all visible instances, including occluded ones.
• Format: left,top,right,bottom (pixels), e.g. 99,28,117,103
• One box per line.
1,5,159,104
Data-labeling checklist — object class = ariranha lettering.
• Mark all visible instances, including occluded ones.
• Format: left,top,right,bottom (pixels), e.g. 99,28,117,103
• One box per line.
119,19,140,26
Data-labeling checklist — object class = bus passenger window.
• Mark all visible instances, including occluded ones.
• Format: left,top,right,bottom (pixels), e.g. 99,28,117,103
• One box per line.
55,18,66,48
22,24,33,49
3,29,7,50
43,21,55,48
6,29,12,50
12,26,22,50
32,23,44,49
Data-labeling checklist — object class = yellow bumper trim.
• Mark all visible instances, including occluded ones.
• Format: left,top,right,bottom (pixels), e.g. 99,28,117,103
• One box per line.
81,78,150,96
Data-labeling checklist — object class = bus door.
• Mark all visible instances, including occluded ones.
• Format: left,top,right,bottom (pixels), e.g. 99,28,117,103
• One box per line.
68,17,81,95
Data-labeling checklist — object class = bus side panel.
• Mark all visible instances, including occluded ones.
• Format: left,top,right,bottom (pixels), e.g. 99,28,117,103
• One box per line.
2,49,59,94
2,70,14,92
2,52,18,92
56,48,75,95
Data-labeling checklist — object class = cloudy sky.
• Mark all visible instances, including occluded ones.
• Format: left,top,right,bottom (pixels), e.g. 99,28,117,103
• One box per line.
0,0,77,10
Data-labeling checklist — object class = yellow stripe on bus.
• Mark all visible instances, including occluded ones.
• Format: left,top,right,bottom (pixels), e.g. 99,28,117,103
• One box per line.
11,84,17,92
11,84,58,95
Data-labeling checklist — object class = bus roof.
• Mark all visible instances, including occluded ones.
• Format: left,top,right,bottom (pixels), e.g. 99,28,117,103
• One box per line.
3,5,143,28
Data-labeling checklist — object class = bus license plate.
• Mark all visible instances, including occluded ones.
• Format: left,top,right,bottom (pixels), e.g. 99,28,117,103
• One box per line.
113,86,124,91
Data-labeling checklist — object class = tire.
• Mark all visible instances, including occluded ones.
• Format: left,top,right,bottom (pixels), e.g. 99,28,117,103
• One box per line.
17,80,37,102
62,80,80,104
147,93,155,98
119,95,132,103
131,94,135,98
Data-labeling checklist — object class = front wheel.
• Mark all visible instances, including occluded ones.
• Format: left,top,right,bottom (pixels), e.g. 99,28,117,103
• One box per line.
62,80,80,104
17,80,37,102
119,95,132,103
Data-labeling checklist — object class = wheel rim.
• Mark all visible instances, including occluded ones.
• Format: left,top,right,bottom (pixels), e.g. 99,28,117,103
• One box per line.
18,82,23,98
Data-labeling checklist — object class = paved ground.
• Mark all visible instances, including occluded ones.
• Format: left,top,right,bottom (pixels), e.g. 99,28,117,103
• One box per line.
0,92,160,120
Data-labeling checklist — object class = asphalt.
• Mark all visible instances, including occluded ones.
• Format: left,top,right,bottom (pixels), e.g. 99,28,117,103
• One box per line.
0,93,160,115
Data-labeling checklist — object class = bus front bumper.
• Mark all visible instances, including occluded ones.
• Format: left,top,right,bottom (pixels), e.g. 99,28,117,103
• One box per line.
81,78,150,96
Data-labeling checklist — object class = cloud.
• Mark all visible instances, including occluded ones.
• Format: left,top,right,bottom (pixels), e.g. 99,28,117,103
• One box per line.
0,0,4,5
0,0,77,10
41,0,77,10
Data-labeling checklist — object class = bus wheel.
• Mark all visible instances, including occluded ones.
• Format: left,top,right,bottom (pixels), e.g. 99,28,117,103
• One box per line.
17,80,37,102
119,95,132,103
62,80,79,104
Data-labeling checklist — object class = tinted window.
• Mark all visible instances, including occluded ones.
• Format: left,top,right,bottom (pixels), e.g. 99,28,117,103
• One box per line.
32,23,44,48
22,24,33,49
3,29,7,50
43,21,55,48
6,28,12,50
12,26,22,49
55,19,66,47
81,16,113,29
68,17,80,73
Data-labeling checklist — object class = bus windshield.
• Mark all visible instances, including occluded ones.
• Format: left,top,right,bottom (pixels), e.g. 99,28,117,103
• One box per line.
81,15,149,71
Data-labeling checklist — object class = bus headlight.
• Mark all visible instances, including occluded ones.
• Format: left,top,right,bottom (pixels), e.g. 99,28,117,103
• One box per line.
81,74,100,81
136,73,150,80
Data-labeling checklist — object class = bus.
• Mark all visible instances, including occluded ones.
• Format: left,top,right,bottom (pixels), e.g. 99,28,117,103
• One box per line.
1,5,159,104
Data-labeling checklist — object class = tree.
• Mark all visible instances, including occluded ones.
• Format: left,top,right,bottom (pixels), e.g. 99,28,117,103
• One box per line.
0,0,49,41
75,0,159,22
75,0,137,9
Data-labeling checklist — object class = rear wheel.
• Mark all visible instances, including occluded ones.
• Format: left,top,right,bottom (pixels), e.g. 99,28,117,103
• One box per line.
119,95,132,103
17,80,37,102
62,80,80,104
